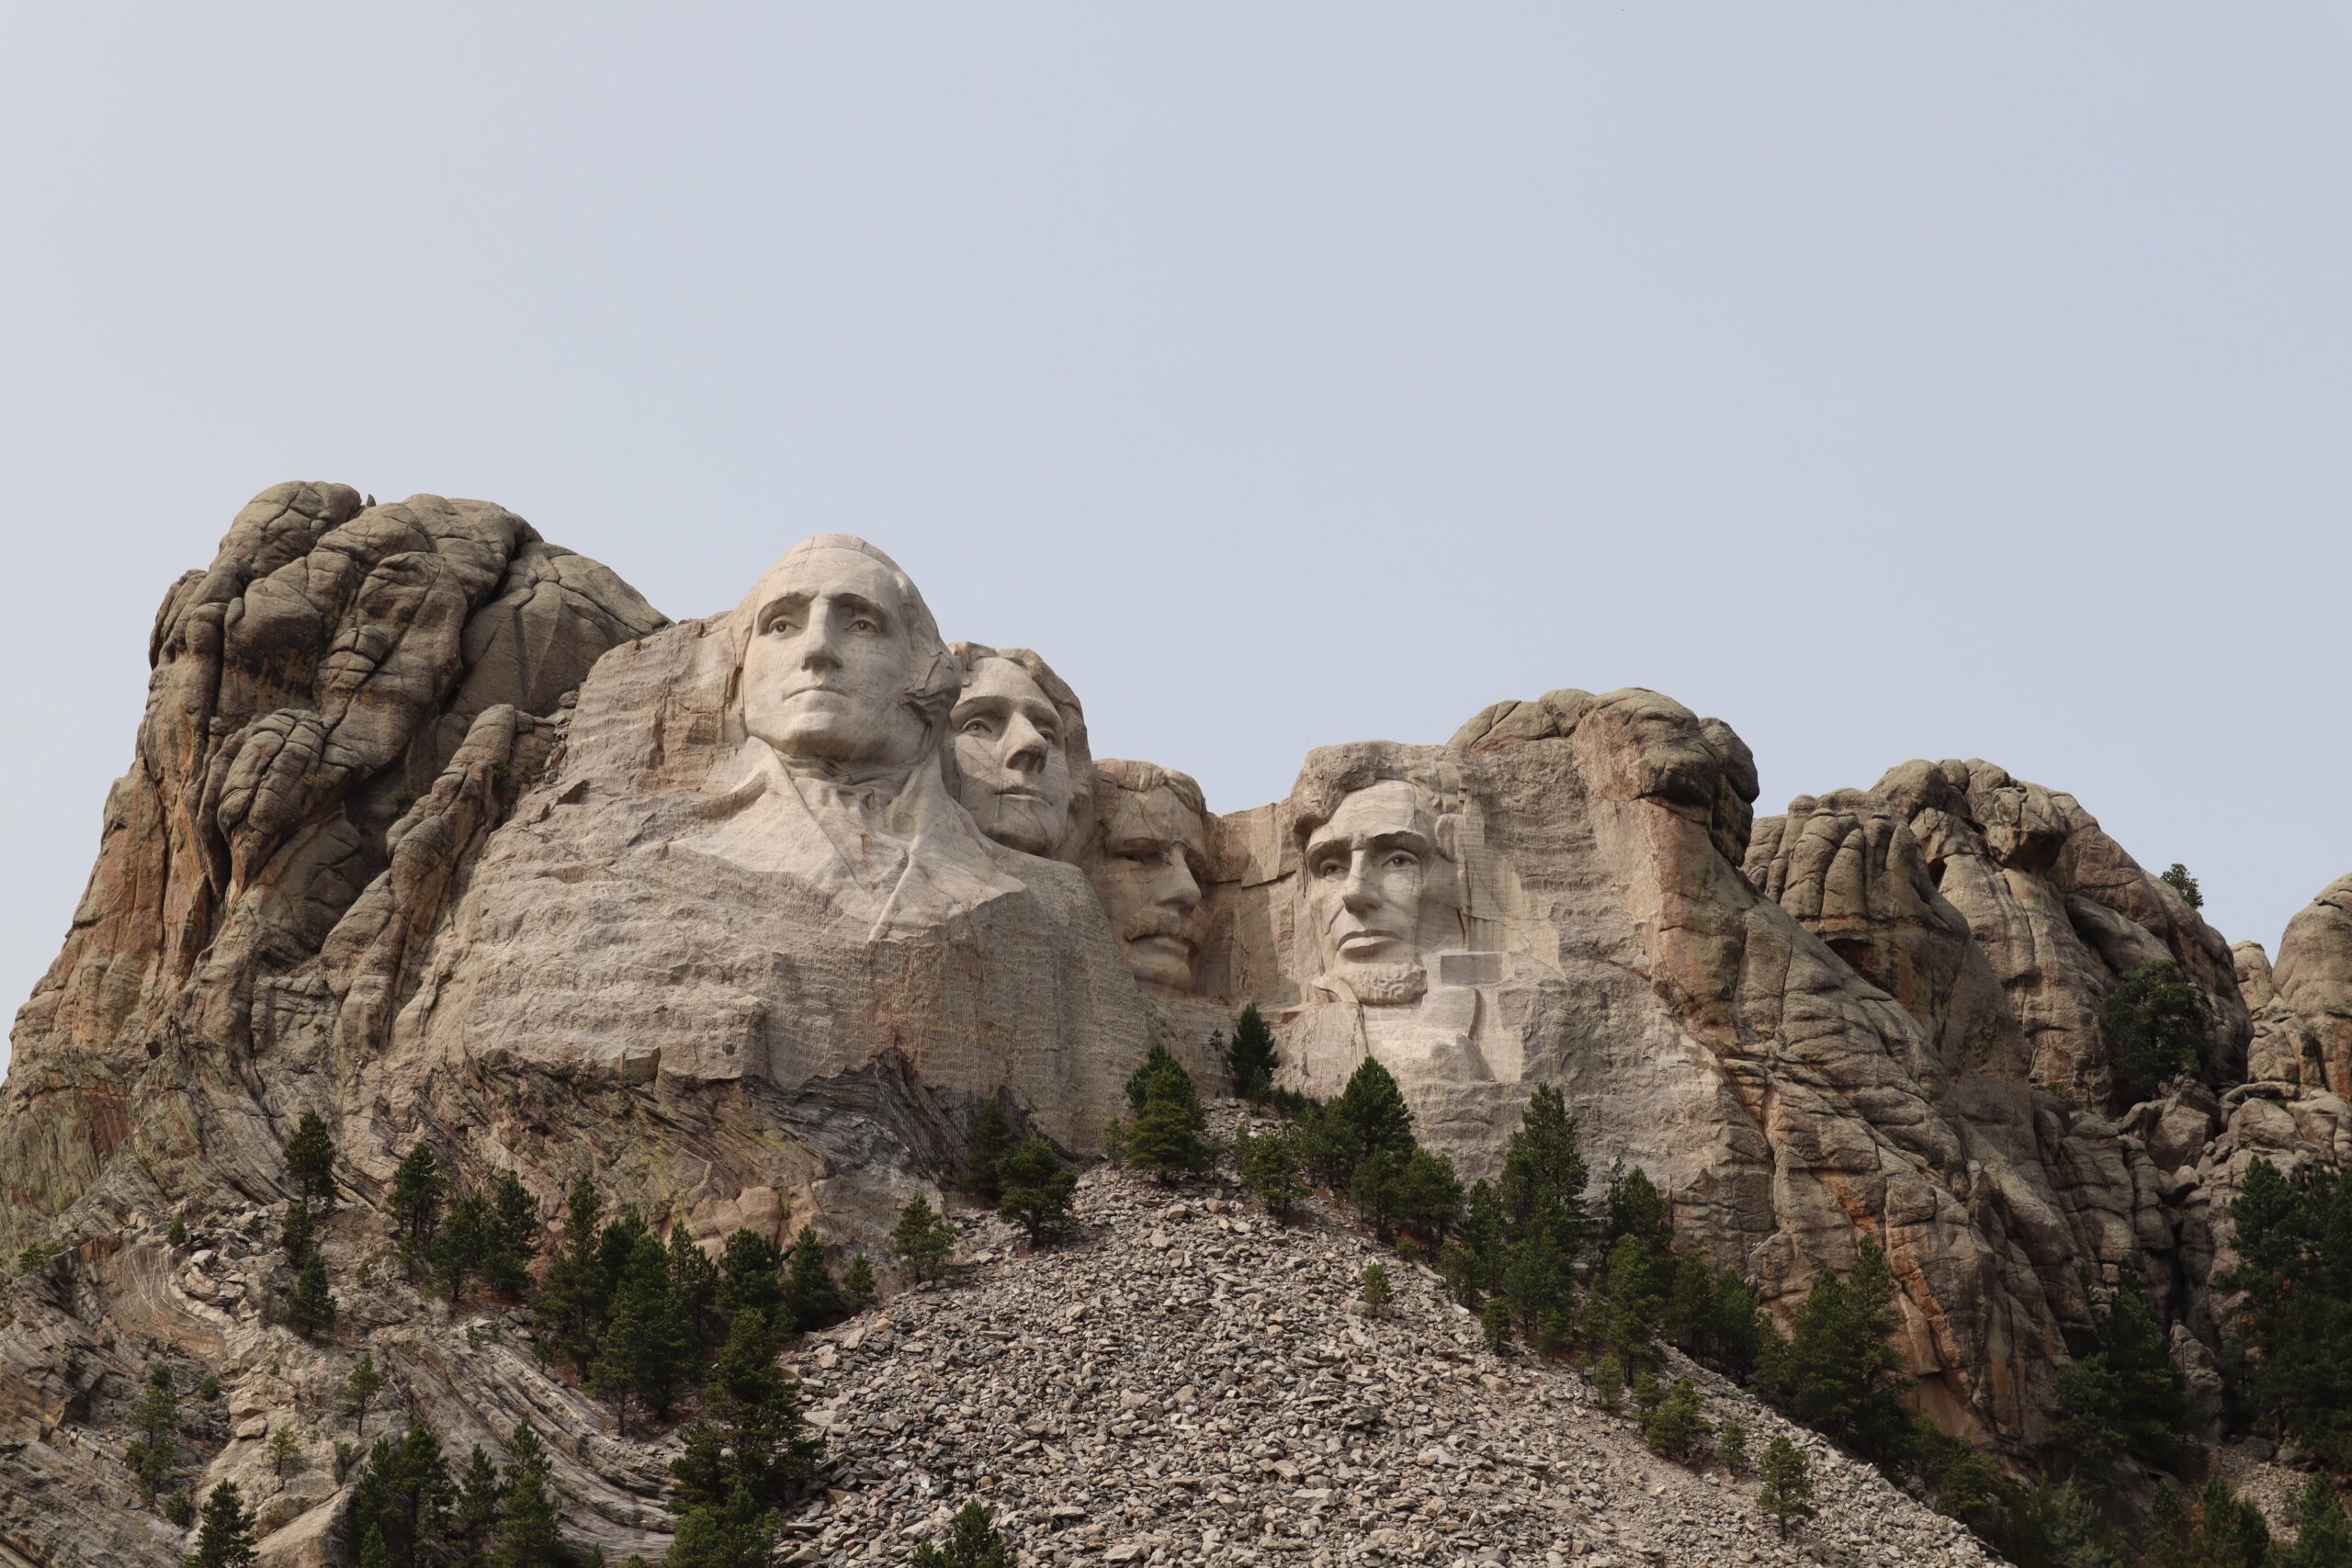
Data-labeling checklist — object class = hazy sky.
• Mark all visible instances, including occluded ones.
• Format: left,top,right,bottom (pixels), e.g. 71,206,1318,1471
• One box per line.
6,7,2349,1072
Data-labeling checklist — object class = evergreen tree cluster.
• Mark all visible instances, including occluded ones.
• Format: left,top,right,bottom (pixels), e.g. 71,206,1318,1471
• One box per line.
965,1098,1079,1247
2045,1270,2198,1496
345,1418,570,1568
381,1144,538,1305
527,1172,865,1434
1119,1045,1216,1184
2224,1156,2352,1468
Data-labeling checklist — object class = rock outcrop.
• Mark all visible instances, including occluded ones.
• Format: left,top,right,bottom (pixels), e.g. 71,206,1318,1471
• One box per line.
2,483,665,1250
5,488,2350,1565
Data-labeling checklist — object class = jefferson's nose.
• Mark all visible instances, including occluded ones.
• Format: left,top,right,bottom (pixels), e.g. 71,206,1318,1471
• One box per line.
1002,713,1049,773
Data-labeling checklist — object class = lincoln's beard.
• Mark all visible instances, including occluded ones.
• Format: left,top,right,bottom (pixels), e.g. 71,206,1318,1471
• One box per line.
1340,961,1427,1007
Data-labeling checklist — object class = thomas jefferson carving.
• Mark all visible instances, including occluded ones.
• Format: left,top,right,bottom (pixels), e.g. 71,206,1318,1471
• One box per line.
947,643,1091,860
1082,760,1210,995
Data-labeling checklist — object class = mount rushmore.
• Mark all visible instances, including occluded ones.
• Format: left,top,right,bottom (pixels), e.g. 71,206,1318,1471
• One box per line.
4,482,2349,1542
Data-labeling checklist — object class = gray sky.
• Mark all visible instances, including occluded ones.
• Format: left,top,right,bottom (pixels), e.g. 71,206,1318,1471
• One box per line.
6,7,2349,1072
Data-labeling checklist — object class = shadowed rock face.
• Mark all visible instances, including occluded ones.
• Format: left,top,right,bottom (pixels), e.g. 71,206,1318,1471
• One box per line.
10,495,2352,1562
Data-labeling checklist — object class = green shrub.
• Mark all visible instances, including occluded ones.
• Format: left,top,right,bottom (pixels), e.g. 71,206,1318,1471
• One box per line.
2103,960,2207,1104
995,1138,1078,1247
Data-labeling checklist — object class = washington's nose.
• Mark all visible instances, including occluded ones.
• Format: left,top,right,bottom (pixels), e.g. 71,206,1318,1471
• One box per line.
797,604,844,670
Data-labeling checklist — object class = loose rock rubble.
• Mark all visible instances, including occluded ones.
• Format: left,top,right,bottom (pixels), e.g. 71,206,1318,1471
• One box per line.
786,1145,2003,1568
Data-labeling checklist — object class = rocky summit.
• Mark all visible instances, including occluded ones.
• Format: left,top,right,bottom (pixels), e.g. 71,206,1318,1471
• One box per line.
4,483,2350,1565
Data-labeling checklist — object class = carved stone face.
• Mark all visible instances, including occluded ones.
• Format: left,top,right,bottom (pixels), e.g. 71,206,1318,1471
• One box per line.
1303,780,1432,998
741,544,930,769
952,656,1074,855
1086,778,1209,995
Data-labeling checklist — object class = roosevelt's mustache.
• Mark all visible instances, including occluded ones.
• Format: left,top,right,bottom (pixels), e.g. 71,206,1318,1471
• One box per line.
1121,911,1196,944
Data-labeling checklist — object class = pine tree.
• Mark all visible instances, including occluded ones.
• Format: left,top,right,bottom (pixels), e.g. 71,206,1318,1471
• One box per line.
591,1233,696,1428
664,1488,779,1568
2162,863,2204,909
1349,1148,1411,1239
841,1253,876,1312
360,1528,393,1568
1593,1233,1665,1369
2047,1269,2194,1492
532,1176,612,1373
668,1224,720,1346
266,1426,301,1477
1392,1148,1464,1241
1237,1123,1306,1221
1591,1354,1623,1413
668,1309,823,1515
1757,1436,1816,1538
1360,1263,1393,1315
126,1362,178,1494
434,1191,492,1303
387,1143,448,1273
1124,1043,1186,1112
491,1424,565,1568
890,1197,956,1284
2223,1156,2352,1465
781,1226,847,1332
2103,960,2209,1104
1329,1057,1416,1168
287,1250,337,1338
349,1424,456,1568
1125,1054,1213,1183
482,1173,538,1299
280,1201,317,1269
966,1099,1017,1205
2283,1472,2352,1568
2185,1472,2269,1568
1502,1224,1575,1350
343,1353,387,1439
1498,1085,1588,1262
995,1137,1077,1247
911,1500,1017,1568
187,1479,258,1568
286,1111,337,1208
452,1446,506,1566
1768,1237,1913,1468
1481,1297,1513,1354
1717,1418,1748,1475
1226,1005,1280,1101
715,1229,786,1325
1644,1378,1713,1463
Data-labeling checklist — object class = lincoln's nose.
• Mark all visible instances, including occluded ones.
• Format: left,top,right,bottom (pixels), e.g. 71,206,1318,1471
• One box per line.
1339,854,1379,914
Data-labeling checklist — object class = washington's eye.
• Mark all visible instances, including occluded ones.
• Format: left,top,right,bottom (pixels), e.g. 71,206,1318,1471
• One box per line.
852,616,881,634
1385,852,1419,871
1315,858,1346,880
960,717,992,736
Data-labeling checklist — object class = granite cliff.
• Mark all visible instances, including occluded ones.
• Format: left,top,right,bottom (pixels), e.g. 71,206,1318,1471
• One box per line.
3,484,2346,1563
